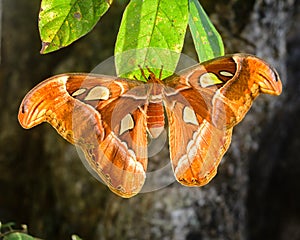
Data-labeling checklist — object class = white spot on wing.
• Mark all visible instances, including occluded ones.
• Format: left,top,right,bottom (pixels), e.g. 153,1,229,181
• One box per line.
85,86,110,101
72,88,86,97
199,72,223,88
119,113,134,135
219,71,234,77
183,106,199,125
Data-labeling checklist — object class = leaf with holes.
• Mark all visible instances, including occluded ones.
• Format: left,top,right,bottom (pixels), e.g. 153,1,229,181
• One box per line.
115,0,189,80
39,0,111,54
188,0,224,62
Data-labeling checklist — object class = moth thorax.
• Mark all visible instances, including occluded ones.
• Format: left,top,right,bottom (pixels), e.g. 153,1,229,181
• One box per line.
146,102,165,138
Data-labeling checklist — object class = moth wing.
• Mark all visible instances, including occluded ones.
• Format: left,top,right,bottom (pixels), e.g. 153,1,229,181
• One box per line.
164,53,282,186
18,73,148,198
163,56,235,186
163,84,232,186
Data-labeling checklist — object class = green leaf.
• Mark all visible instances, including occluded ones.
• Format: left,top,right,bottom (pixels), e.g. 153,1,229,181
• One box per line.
115,0,189,80
188,0,224,62
3,232,36,240
1,222,15,229
39,0,111,54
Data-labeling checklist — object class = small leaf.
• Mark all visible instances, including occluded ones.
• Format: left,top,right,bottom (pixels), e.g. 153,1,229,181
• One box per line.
39,0,111,54
1,222,15,229
3,232,36,240
188,0,224,62
115,0,189,80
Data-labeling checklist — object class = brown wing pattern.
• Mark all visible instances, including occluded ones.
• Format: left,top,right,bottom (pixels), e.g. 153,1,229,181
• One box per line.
164,54,282,186
18,73,148,198
18,54,282,197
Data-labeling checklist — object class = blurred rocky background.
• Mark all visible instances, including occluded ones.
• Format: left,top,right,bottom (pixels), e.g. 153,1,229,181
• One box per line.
0,0,299,239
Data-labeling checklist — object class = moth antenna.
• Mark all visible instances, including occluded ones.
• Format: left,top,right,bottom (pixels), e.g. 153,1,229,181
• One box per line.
138,65,148,81
145,66,153,75
159,65,163,79
145,66,159,82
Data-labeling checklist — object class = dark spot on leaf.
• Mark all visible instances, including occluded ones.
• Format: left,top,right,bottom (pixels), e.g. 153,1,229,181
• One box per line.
74,12,82,20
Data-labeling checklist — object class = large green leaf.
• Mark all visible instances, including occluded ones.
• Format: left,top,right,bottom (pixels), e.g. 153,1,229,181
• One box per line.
188,0,224,62
39,0,111,54
115,0,189,80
